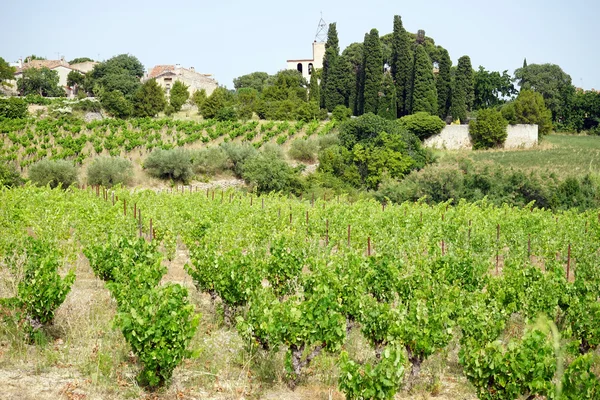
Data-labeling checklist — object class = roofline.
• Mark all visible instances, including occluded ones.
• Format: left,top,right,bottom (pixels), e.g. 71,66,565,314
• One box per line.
287,59,315,62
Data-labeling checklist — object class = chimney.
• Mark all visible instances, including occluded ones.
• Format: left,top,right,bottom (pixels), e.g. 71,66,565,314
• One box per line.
61,55,65,65
190,66,195,72
18,58,23,68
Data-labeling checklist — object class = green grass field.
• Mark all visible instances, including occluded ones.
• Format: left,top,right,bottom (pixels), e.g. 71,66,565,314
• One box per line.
437,134,600,176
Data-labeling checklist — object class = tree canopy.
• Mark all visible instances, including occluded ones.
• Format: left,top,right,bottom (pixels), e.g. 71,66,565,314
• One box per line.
473,67,516,109
0,57,16,87
132,79,166,118
17,67,64,97
68,57,94,65
233,72,270,92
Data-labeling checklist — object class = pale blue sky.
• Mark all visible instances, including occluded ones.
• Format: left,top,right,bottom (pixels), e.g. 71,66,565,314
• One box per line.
2,0,598,90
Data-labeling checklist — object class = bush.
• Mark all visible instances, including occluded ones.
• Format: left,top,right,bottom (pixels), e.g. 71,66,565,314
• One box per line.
144,149,193,183
242,150,304,194
86,157,133,187
0,97,28,119
71,98,102,113
469,108,508,149
17,238,75,333
100,90,132,119
0,162,23,187
332,105,352,122
192,147,229,175
220,142,258,178
318,134,340,151
29,159,78,189
502,89,553,136
398,112,445,139
215,106,237,122
288,138,318,163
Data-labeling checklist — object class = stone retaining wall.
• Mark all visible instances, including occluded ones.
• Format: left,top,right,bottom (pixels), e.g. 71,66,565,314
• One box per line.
424,124,538,150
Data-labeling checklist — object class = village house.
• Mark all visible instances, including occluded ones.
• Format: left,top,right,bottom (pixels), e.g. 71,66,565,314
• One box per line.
286,41,325,81
146,64,218,96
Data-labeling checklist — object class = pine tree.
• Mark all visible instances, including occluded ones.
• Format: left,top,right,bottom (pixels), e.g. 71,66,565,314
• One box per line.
360,29,383,115
391,15,414,117
308,69,320,103
377,71,397,120
450,55,474,123
169,80,190,112
411,45,437,115
320,23,340,109
523,58,528,68
325,56,353,110
132,79,166,117
436,48,452,119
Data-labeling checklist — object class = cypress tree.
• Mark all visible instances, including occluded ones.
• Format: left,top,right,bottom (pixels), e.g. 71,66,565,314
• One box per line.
308,69,320,103
325,55,353,110
320,23,340,109
523,58,528,68
391,15,414,117
342,42,364,116
377,71,397,120
360,29,383,115
450,55,474,123
132,79,166,117
436,48,452,119
411,45,437,115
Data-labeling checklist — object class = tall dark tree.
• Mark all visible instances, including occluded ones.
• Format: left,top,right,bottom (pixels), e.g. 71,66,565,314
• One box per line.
360,29,383,115
411,45,437,114
523,58,528,68
342,42,364,115
450,55,474,123
169,80,190,112
320,23,340,109
325,56,353,110
378,71,397,120
436,48,452,119
132,79,166,117
391,15,414,117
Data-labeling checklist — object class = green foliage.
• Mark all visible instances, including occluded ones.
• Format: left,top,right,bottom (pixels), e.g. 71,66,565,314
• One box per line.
220,141,258,178
114,283,199,388
242,148,303,194
320,23,340,109
17,238,75,329
132,79,167,118
233,71,270,92
288,138,318,163
332,105,352,122
215,106,237,122
398,111,445,139
86,54,144,98
0,97,27,119
436,48,452,119
0,57,16,86
338,345,406,400
100,90,132,119
360,29,383,115
502,89,553,136
473,66,516,109
17,67,65,97
308,68,320,103
514,63,575,122
0,162,23,187
469,108,509,149
86,157,133,187
391,15,414,117
377,72,396,120
411,45,438,115
450,56,474,123
68,57,94,64
236,87,259,120
144,148,193,183
192,146,228,175
200,87,229,119
169,80,190,112
191,89,207,111
67,70,84,87
325,55,353,112
562,354,600,399
29,159,78,189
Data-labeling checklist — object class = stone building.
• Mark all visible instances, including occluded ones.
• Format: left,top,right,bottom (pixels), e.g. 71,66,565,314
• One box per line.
146,65,218,96
286,41,325,81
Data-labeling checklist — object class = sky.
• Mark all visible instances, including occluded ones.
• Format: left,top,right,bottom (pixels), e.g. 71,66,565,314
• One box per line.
2,0,598,90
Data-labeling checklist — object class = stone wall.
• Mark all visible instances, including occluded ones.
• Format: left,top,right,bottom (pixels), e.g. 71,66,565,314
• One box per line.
423,124,538,150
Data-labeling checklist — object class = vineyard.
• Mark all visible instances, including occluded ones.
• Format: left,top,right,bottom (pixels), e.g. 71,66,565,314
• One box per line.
0,117,336,169
1,185,600,399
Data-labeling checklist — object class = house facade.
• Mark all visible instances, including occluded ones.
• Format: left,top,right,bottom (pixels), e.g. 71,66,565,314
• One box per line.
146,65,218,96
286,41,325,81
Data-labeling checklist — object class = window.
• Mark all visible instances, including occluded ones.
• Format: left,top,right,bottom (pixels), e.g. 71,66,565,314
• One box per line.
297,63,303,74
308,63,313,75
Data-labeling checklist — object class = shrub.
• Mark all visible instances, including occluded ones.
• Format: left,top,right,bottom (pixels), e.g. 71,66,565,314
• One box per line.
469,108,508,149
215,106,237,122
29,159,78,189
0,162,23,187
71,98,102,113
332,105,352,122
0,97,28,119
144,149,193,183
398,111,445,140
295,101,321,122
288,138,318,163
502,89,553,136
100,90,132,119
192,147,229,175
17,238,75,333
220,142,258,178
164,104,175,116
318,133,340,151
115,284,199,388
86,157,133,187
242,150,304,194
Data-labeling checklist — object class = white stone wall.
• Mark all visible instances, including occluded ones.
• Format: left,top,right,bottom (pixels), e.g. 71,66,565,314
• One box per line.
423,124,538,150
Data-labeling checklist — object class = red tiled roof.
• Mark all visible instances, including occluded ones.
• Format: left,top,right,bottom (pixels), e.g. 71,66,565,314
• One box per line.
15,59,73,74
148,65,175,79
